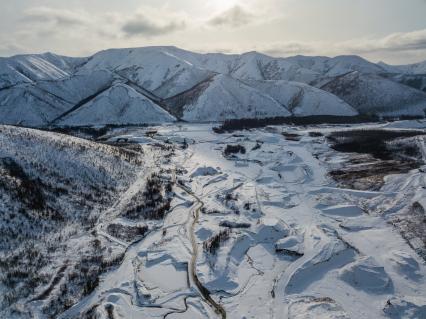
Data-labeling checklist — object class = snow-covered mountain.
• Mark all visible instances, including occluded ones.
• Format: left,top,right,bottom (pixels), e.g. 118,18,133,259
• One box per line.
1,46,426,127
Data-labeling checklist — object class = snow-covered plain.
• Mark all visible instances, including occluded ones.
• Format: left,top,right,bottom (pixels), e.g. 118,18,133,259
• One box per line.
33,121,425,319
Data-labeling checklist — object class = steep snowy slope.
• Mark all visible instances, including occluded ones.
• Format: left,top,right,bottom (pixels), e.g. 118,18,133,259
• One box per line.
57,83,176,126
80,47,214,98
284,55,386,77
245,79,358,116
164,74,291,121
380,60,426,75
383,73,426,93
0,85,72,126
36,70,114,104
0,53,85,89
321,71,426,116
0,125,146,318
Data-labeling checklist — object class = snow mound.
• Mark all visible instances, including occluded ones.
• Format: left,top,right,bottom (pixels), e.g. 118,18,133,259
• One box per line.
190,166,220,178
388,250,422,280
321,205,364,217
255,218,290,242
276,235,304,256
383,296,426,319
285,295,350,319
339,256,392,292
340,216,385,231
57,83,176,126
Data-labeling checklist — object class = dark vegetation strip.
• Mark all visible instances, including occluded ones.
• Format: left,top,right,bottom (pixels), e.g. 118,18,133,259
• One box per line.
49,84,113,124
327,129,426,190
213,115,426,133
327,129,426,160
212,115,377,133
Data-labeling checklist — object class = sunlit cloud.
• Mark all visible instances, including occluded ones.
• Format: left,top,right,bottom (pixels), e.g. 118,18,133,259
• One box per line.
207,5,255,28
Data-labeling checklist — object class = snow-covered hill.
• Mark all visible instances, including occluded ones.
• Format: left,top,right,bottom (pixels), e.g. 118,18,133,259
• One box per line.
0,46,426,126
164,74,291,121
56,83,176,126
244,79,358,116
0,125,146,318
321,71,426,116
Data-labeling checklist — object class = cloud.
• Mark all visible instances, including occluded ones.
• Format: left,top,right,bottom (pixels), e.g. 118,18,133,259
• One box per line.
24,7,87,26
0,40,28,57
122,14,186,37
260,42,315,56
341,29,426,53
247,29,426,60
208,5,255,28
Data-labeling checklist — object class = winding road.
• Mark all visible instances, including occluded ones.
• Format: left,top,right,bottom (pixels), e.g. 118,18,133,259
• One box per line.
177,183,227,319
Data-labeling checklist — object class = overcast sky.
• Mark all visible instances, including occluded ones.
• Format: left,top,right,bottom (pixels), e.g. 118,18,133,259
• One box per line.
1,0,426,64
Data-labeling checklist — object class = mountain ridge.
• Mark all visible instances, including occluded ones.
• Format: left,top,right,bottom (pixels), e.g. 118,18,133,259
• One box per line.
1,46,426,127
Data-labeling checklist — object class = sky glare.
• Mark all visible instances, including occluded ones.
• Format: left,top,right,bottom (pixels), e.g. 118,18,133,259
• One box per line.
1,0,426,64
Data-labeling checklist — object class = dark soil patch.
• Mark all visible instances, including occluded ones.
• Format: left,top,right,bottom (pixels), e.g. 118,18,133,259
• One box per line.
327,129,426,190
327,129,426,160
224,144,246,156
282,132,301,141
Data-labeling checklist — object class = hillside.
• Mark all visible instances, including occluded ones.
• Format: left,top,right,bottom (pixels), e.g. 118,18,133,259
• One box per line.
321,71,426,116
244,79,358,116
56,83,176,126
164,74,291,121
0,125,146,318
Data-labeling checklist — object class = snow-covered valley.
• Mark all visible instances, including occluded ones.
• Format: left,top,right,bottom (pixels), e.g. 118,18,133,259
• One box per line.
2,121,426,318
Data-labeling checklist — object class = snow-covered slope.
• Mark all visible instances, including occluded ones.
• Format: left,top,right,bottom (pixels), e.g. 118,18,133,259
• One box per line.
321,71,426,116
0,53,85,89
36,70,114,104
0,125,146,318
380,60,426,75
244,79,358,116
57,83,176,126
284,55,386,78
0,84,72,126
383,73,426,93
164,74,291,121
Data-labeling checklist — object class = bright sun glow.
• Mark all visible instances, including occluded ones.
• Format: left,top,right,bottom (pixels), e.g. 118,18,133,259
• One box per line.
206,0,239,11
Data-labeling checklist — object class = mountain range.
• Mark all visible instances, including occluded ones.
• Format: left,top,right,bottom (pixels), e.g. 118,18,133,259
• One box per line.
1,46,426,127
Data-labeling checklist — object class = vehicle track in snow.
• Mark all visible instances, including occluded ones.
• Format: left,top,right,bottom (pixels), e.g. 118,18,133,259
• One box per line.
177,182,227,319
